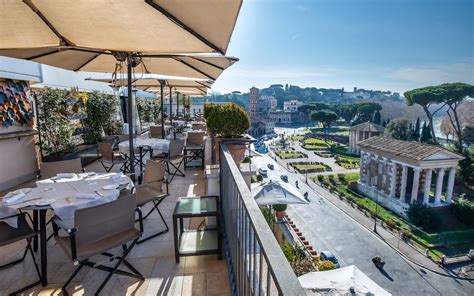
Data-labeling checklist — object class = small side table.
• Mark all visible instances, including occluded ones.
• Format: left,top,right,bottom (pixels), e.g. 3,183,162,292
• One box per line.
173,196,222,263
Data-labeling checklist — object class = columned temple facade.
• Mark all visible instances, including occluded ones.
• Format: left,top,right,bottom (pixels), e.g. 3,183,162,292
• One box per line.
357,137,464,217
348,122,385,154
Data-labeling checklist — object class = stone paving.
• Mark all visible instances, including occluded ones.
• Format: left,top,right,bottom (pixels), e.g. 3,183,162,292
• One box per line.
0,160,230,296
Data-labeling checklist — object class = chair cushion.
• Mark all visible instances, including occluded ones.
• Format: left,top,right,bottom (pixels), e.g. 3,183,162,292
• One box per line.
56,228,139,261
134,185,167,206
0,215,35,247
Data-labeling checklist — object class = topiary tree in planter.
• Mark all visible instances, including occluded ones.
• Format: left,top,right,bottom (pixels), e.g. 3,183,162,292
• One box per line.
205,102,251,163
273,204,288,221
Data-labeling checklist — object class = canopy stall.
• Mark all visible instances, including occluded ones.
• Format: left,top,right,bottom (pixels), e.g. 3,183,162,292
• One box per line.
0,0,241,180
298,265,391,296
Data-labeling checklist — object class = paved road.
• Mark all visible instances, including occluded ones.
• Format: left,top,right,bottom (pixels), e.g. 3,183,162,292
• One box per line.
252,152,474,296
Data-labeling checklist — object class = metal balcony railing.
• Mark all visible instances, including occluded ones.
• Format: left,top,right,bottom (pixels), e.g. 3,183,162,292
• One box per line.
219,143,305,296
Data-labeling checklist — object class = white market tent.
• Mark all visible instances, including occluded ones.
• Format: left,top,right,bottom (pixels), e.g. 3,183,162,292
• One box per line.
252,181,308,206
298,265,391,296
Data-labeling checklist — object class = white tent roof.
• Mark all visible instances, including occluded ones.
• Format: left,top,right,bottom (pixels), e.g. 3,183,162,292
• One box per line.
298,265,391,296
252,181,308,206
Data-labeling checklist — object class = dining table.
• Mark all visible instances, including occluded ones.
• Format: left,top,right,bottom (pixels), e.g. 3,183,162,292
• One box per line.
118,135,171,182
0,172,132,286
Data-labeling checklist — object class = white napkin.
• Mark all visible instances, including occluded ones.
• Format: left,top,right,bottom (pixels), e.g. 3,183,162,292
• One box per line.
1,192,26,206
36,179,54,185
56,173,76,179
75,193,98,200
110,173,123,181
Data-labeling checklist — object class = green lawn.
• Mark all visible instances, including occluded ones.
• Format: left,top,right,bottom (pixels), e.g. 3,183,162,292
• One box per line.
278,152,306,159
291,161,332,173
310,126,349,135
335,155,360,169
314,152,333,158
288,135,304,141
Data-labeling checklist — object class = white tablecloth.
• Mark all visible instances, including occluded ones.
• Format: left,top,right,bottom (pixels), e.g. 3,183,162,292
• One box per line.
118,136,170,154
0,172,132,228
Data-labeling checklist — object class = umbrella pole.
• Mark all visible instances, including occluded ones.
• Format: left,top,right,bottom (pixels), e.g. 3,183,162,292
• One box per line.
176,92,180,119
169,86,173,126
183,95,186,123
160,80,165,139
127,56,135,181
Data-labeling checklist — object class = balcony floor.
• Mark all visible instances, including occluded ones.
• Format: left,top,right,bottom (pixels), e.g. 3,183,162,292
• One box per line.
0,160,230,295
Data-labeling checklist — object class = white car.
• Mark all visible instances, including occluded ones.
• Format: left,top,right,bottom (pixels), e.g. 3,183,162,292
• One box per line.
258,168,268,177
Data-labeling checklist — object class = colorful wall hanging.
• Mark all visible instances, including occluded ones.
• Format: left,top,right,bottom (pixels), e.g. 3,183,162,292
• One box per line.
0,79,34,127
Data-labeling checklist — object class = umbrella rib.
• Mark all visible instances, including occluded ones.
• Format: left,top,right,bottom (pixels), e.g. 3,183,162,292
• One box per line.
173,58,216,80
144,0,224,55
73,53,100,71
196,81,214,88
23,0,76,46
26,49,61,60
189,57,225,70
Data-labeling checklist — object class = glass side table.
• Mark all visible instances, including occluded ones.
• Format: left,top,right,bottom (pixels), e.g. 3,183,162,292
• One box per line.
173,195,222,263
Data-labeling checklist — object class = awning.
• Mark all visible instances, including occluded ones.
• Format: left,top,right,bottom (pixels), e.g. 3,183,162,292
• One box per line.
252,181,308,206
298,265,392,296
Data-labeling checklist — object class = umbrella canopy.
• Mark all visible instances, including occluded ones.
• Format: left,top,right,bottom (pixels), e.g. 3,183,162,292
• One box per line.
252,181,308,206
298,265,391,296
86,77,211,94
0,0,242,54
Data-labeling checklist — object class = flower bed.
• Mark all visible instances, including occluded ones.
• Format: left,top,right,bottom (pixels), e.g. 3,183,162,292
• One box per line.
335,155,360,169
290,161,332,173
314,151,333,158
276,151,307,159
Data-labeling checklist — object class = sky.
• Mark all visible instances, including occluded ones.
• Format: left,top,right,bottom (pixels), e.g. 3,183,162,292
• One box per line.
212,0,474,94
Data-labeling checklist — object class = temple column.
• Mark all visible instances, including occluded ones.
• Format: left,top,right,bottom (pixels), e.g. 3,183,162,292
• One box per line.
411,168,421,204
434,168,445,205
399,165,408,200
423,168,432,205
355,132,359,154
446,167,456,204
389,162,397,198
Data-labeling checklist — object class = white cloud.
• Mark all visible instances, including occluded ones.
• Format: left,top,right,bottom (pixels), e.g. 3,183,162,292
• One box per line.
387,63,474,85
295,5,309,12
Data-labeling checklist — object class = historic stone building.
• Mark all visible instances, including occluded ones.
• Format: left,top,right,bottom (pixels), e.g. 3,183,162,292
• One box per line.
348,122,385,154
357,136,464,217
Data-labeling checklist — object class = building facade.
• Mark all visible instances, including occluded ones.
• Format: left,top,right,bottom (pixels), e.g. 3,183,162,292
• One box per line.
283,100,303,112
349,121,385,154
357,136,464,217
249,87,259,123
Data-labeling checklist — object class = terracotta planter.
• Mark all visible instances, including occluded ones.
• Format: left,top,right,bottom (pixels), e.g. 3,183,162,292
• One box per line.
275,210,286,221
215,136,249,165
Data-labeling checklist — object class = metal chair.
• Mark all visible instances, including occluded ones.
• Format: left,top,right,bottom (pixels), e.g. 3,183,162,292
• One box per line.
38,158,84,179
98,142,128,173
0,212,41,295
131,160,169,244
52,195,143,295
150,125,164,138
192,123,206,131
185,132,206,169
153,139,185,182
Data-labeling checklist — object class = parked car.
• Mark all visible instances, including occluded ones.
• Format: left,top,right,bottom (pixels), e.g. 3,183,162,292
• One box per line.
280,174,288,182
258,168,268,177
267,164,274,170
319,251,340,268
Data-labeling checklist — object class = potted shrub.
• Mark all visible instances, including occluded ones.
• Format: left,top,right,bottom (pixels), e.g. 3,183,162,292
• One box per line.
273,204,288,221
204,102,251,164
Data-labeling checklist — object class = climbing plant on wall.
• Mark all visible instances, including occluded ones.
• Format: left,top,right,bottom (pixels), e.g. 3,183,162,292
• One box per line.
35,88,76,156
81,91,118,144
0,79,34,127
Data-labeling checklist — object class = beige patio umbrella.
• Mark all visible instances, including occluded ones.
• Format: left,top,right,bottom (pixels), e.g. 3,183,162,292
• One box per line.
0,0,241,187
0,0,242,54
